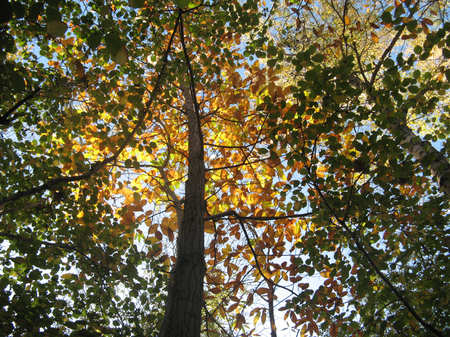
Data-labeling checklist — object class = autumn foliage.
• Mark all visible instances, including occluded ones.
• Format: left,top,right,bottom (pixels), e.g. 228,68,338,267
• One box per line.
1,0,450,337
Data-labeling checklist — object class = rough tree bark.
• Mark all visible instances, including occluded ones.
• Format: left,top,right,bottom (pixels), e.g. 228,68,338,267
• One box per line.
158,84,206,337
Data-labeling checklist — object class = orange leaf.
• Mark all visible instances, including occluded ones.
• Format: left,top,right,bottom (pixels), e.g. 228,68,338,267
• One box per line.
247,293,254,306
74,60,85,79
235,313,245,330
268,82,278,98
228,302,239,312
167,228,174,242
421,21,429,34
310,322,319,335
233,108,243,121
230,295,240,302
261,311,266,324
230,72,242,88
209,287,221,294
204,221,215,234
371,32,379,43
256,287,269,295
330,323,338,337
344,15,351,25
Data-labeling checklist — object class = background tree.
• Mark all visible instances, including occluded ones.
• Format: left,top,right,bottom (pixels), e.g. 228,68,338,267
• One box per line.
265,0,450,336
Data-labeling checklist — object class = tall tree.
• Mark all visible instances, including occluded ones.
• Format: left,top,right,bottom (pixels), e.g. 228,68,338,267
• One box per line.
1,0,449,337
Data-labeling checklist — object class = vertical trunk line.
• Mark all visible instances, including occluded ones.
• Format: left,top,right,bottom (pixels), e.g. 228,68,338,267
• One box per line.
158,85,206,337
268,281,277,337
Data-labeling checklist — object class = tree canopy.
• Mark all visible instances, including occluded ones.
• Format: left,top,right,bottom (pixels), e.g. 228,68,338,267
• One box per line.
1,0,449,336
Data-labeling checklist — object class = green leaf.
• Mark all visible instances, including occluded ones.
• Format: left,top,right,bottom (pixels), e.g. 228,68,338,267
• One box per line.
28,1,44,21
128,0,146,8
104,33,123,54
47,20,68,38
381,10,392,24
267,45,278,56
406,20,418,33
9,72,25,92
414,45,422,54
383,58,395,68
442,48,450,59
0,0,12,24
12,2,26,18
312,54,324,63
87,31,102,50
174,0,190,8
112,46,128,65
12,257,26,265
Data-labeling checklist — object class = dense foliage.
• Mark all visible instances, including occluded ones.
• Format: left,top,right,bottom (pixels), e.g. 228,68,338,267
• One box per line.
1,0,449,336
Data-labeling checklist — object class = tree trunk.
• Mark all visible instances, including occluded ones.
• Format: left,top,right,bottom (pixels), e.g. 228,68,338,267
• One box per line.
268,282,277,337
158,85,206,337
389,119,450,197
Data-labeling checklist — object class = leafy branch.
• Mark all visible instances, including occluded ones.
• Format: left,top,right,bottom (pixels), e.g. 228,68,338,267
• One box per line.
0,11,183,208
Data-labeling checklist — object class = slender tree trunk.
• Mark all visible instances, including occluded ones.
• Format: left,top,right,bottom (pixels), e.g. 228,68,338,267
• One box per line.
158,86,206,337
268,282,277,337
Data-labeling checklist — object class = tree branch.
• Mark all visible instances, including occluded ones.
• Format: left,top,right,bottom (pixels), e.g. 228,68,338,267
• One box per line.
0,87,41,125
0,14,181,208
0,231,77,250
204,210,312,222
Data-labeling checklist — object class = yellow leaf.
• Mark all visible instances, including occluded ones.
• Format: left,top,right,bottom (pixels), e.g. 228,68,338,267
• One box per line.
253,311,260,326
61,273,75,280
146,236,159,244
300,324,307,337
344,15,351,25
104,63,116,71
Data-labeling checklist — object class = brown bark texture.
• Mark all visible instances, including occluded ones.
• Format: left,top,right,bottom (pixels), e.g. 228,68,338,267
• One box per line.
158,86,206,337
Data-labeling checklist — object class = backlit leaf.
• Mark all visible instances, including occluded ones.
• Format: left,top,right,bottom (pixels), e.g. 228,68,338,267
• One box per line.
47,20,68,37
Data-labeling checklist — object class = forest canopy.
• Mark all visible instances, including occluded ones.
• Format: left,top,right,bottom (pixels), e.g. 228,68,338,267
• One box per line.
0,0,449,336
